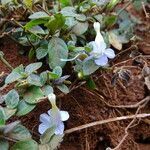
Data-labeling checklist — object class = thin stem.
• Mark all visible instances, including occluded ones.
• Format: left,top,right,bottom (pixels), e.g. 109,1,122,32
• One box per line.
0,53,13,70
0,136,18,143
11,18,43,39
65,113,150,134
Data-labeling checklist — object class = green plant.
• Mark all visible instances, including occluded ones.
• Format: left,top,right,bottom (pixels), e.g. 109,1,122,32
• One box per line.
0,0,143,149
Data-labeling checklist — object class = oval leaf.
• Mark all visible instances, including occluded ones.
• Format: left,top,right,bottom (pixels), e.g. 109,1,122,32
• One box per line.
48,37,68,69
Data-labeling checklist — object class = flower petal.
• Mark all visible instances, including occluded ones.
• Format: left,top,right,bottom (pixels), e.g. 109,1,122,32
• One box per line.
60,111,69,121
90,41,106,55
54,122,64,135
104,48,115,59
95,55,108,66
38,123,49,134
98,42,107,53
40,113,51,125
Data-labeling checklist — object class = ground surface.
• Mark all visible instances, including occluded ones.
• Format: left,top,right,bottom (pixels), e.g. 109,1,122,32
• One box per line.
0,4,150,150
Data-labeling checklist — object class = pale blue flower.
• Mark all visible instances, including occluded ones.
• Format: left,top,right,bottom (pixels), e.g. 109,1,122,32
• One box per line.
90,22,115,66
38,93,69,135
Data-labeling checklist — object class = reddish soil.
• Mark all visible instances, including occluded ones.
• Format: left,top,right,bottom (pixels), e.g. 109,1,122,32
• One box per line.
0,4,150,150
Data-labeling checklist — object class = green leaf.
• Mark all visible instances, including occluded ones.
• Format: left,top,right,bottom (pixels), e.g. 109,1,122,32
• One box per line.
86,78,96,90
65,17,78,29
104,15,117,27
40,71,48,85
60,0,71,7
61,7,77,17
29,26,45,35
48,37,68,69
53,66,62,77
48,72,60,80
25,19,48,30
48,134,64,150
3,107,16,120
0,107,5,125
5,90,19,109
28,48,35,61
8,124,31,141
83,59,99,76
13,65,24,74
29,11,50,19
5,72,22,84
24,86,44,104
75,14,87,22
16,100,36,116
42,85,53,96
27,74,42,86
4,121,20,134
25,62,42,74
57,84,69,94
0,140,9,150
23,0,33,8
36,43,48,60
40,127,56,144
72,22,89,35
11,140,38,150
45,14,65,34
106,0,120,10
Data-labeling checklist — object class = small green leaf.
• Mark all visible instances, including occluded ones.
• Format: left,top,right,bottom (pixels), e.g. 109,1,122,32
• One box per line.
29,11,50,19
40,71,48,85
72,22,89,35
11,140,38,150
23,0,33,8
28,48,35,61
5,72,22,84
3,107,16,120
48,72,60,80
8,124,31,141
75,14,87,22
60,0,71,7
16,100,36,116
61,7,77,17
106,0,120,10
24,86,44,104
0,107,5,125
42,85,53,96
40,127,56,144
57,84,69,94
5,90,19,109
83,59,99,76
45,14,65,34
13,65,24,74
25,19,48,30
36,47,48,60
25,62,42,74
104,15,117,27
4,121,20,134
86,78,96,90
48,134,64,150
29,26,45,35
0,140,9,150
48,37,68,69
53,66,62,77
27,74,42,86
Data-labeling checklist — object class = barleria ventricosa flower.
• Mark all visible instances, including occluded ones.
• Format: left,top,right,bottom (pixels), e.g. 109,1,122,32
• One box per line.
38,93,69,135
90,22,115,66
